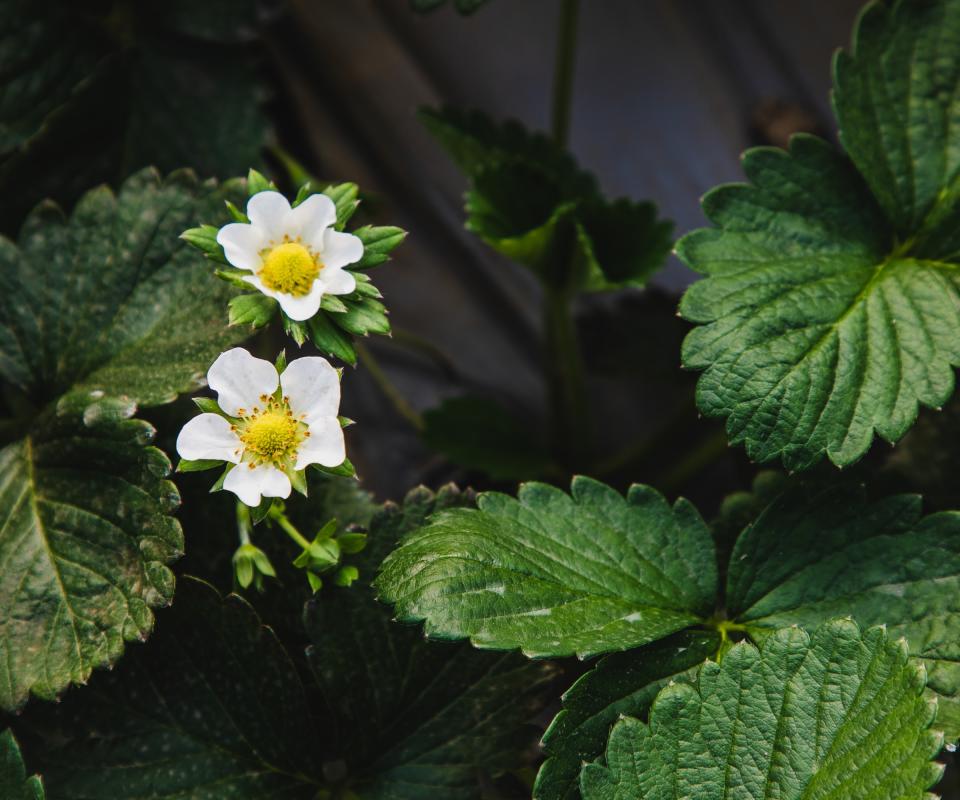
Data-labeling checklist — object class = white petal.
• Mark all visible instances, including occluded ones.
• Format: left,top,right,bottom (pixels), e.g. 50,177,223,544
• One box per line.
176,414,241,463
281,356,340,422
223,463,292,507
242,274,324,322
288,193,336,242
295,417,346,470
207,348,278,417
318,265,356,296
216,223,264,271
318,229,363,269
246,191,292,242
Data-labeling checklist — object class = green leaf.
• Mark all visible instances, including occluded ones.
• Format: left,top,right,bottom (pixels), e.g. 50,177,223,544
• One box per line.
580,619,944,800
0,170,251,710
20,578,324,798
833,0,960,258
726,481,960,742
0,729,43,799
308,312,358,365
575,198,674,291
376,476,718,658
534,630,720,800
307,484,555,799
422,395,552,480
353,225,407,268
679,0,960,470
228,292,277,328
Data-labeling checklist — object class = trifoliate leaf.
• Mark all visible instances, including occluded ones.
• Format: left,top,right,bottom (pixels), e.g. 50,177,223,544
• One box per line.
726,481,960,742
580,620,943,800
0,730,43,799
534,630,720,800
0,1,269,235
679,0,960,470
376,477,718,658
0,170,251,710
19,578,323,798
307,483,554,799
422,395,552,480
423,107,671,291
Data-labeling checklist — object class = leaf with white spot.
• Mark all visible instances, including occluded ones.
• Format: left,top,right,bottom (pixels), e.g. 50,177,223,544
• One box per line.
0,169,252,710
376,476,718,659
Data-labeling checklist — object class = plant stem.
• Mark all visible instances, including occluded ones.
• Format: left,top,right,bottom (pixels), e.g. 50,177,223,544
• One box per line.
355,341,424,432
551,0,581,147
236,502,253,546
544,286,588,463
270,506,312,551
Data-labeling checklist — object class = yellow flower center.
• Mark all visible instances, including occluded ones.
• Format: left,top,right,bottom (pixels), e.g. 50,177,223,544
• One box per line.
239,409,300,464
258,242,321,296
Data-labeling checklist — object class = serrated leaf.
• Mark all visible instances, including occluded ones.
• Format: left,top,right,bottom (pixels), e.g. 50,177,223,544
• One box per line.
422,395,552,480
726,481,960,742
833,0,960,258
534,630,720,800
679,0,960,470
580,620,943,800
307,483,554,799
376,476,718,658
19,578,323,798
0,170,251,710
353,225,407,268
0,729,43,799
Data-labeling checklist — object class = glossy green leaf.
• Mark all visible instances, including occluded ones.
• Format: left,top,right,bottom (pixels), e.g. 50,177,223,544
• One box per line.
422,395,552,480
21,578,324,798
534,630,720,800
727,481,960,742
0,730,43,799
308,483,554,799
581,620,944,800
679,0,960,469
0,170,251,710
376,477,718,658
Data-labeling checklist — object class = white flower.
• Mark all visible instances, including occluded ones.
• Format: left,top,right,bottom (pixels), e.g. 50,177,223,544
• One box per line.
176,348,346,507
216,191,362,321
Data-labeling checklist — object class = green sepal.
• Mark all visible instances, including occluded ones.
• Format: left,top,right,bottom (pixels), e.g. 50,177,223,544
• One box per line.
246,168,274,196
210,463,233,493
332,297,391,337
179,224,228,264
228,293,276,328
289,467,308,498
353,225,407,268
274,349,288,374
293,182,312,207
311,458,357,479
351,272,383,298
176,458,223,473
308,313,358,365
323,182,360,229
320,294,349,314
334,565,360,587
338,416,355,428
306,572,323,593
282,316,308,347
192,397,222,414
214,267,255,290
224,199,248,223
250,496,275,524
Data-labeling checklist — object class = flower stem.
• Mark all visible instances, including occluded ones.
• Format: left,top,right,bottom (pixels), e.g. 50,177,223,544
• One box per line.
269,506,312,551
544,286,588,464
355,342,424,433
551,0,581,147
236,502,253,546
